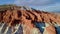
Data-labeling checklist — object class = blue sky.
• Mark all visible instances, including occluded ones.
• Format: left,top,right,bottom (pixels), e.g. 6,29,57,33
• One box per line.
0,0,60,12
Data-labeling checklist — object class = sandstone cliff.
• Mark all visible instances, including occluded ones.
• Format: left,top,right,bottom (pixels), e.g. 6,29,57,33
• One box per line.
0,5,60,34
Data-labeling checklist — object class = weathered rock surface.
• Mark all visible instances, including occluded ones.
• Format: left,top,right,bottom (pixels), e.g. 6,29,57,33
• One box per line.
0,5,60,34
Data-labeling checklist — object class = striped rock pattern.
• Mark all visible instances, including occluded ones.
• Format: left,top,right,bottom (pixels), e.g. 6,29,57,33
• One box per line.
0,5,60,34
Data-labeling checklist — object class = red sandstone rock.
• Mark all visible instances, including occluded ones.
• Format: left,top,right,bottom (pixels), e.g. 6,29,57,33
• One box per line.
0,5,60,34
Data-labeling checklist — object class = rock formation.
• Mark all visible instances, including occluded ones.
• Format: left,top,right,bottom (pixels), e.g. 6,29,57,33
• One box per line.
0,5,60,34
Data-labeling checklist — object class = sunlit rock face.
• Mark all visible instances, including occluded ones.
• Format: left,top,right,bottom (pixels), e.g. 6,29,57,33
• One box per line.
0,5,60,34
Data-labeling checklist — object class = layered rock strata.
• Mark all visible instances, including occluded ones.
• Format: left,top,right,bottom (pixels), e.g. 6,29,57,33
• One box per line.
0,5,60,34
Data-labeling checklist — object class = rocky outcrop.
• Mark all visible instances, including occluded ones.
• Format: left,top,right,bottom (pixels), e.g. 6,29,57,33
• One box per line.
0,5,60,34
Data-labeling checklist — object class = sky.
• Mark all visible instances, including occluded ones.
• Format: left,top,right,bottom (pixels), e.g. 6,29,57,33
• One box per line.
0,0,60,12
